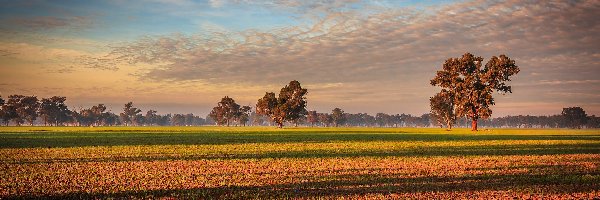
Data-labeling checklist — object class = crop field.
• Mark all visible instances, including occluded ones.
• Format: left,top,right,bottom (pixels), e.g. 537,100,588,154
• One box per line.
1,127,599,199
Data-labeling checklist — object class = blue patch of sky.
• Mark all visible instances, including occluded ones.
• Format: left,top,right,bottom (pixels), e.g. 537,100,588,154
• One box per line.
385,0,461,8
0,0,462,42
206,4,299,30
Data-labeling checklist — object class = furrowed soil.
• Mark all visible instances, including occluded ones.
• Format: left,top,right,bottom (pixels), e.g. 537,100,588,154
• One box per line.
1,127,599,199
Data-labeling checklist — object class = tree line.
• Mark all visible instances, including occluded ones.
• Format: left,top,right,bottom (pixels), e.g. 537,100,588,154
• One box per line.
0,94,596,128
0,95,205,126
477,107,598,129
205,80,597,129
1,52,597,129
256,107,598,129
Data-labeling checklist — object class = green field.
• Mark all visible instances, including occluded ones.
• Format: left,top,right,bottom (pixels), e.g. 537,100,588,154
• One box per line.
1,127,599,199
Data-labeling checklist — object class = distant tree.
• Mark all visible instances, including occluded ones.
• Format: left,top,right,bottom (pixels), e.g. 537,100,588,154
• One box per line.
192,114,206,126
419,113,433,127
171,114,185,126
183,113,204,126
394,114,405,127
256,92,282,127
430,90,456,129
4,95,39,126
119,102,140,126
7,95,25,126
39,96,71,126
21,96,40,126
306,111,318,127
74,108,95,126
72,105,118,127
346,113,370,127
317,113,333,127
279,80,308,126
209,96,240,126
145,110,158,126
355,113,375,127
587,115,600,128
562,107,588,129
119,112,128,126
133,114,144,126
157,114,171,126
375,113,389,127
403,114,419,127
120,102,141,126
0,95,16,126
250,111,267,126
0,96,4,125
90,104,107,126
331,108,346,127
237,106,252,126
205,113,215,125
431,53,520,131
103,112,120,126
256,80,308,128
183,114,194,126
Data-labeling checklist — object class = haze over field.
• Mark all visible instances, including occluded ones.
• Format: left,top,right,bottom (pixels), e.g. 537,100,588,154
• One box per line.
0,0,598,116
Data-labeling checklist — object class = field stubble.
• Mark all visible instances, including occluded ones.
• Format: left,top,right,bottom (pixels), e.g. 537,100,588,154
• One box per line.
0,127,599,199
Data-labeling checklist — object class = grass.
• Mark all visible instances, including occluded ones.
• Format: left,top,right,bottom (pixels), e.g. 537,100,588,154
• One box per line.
0,126,599,199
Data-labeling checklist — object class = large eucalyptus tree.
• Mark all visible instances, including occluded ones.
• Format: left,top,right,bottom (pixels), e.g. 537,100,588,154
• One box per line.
431,53,520,131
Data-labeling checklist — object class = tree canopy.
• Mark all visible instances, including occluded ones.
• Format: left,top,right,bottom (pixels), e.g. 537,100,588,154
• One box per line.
39,96,71,126
209,96,248,126
562,107,588,129
431,53,520,131
430,90,456,129
120,102,141,126
331,108,346,127
256,80,308,128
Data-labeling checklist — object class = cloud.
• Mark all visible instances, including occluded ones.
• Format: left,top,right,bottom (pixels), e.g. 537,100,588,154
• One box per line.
146,0,195,6
6,16,93,30
538,80,600,85
0,49,19,57
76,56,120,71
108,0,599,87
217,0,362,11
209,0,225,8
0,42,119,72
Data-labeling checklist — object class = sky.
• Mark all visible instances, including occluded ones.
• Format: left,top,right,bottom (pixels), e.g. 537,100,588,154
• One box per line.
0,0,599,117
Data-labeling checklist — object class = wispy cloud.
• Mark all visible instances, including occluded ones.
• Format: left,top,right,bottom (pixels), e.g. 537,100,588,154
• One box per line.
6,16,93,30
539,80,600,85
145,0,196,6
0,42,118,72
108,0,599,85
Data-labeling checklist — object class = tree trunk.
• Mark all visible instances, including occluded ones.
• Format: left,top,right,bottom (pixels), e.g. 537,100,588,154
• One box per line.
471,107,479,131
471,119,478,131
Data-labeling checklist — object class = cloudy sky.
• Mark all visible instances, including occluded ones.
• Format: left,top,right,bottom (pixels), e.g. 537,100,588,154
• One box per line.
0,0,599,117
